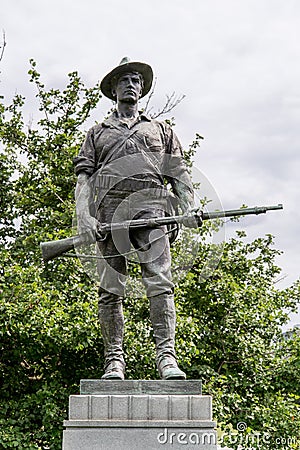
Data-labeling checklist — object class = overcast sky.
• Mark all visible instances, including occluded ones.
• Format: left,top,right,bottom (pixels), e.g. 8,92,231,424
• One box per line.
1,0,299,328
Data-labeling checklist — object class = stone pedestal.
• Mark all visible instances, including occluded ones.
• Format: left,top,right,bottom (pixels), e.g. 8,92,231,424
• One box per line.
63,380,217,450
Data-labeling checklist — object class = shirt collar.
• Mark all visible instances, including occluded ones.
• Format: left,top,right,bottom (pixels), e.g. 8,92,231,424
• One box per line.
102,110,151,127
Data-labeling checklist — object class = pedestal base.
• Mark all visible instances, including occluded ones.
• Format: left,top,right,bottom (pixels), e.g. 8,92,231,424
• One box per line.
63,380,217,450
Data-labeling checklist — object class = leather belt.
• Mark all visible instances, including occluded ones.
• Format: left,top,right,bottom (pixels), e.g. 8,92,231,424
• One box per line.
95,176,168,197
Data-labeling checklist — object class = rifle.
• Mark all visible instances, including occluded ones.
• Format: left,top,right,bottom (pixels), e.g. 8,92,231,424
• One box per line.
40,204,283,263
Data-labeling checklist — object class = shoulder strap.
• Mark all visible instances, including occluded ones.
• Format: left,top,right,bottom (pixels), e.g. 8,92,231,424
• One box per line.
95,128,138,172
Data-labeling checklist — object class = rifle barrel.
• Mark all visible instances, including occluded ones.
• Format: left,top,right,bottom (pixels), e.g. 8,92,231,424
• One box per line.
99,204,283,233
202,204,283,220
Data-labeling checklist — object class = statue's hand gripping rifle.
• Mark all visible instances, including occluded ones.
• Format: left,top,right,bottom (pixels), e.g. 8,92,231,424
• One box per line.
40,204,283,263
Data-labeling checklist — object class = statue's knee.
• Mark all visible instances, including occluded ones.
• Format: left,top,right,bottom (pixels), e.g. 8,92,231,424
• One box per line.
98,288,124,306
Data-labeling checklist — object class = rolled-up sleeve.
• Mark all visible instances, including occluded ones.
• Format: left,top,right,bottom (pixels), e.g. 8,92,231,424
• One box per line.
73,128,96,176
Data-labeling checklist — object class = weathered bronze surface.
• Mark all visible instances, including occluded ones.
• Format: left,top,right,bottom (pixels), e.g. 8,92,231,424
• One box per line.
73,58,195,381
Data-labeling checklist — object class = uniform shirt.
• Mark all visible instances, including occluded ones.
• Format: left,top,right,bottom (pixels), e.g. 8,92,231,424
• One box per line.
74,111,193,204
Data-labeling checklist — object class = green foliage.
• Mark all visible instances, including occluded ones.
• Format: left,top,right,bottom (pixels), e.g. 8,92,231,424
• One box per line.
0,61,103,449
174,234,300,449
0,62,299,449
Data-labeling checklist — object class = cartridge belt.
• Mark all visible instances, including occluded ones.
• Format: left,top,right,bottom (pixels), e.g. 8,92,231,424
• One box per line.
95,176,168,196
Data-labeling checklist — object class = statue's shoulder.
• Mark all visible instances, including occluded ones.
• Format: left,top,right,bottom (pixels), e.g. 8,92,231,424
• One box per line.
85,122,107,141
89,122,105,133
147,117,171,133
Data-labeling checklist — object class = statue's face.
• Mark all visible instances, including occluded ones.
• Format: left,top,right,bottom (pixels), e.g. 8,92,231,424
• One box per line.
113,72,143,104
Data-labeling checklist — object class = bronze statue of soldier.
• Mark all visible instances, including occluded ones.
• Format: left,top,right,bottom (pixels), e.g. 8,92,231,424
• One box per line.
74,58,194,381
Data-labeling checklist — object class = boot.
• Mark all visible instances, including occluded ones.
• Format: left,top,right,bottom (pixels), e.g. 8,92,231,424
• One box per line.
149,294,186,380
98,297,125,380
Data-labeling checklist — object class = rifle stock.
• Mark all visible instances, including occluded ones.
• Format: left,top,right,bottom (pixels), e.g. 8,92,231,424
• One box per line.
40,235,87,263
40,204,283,262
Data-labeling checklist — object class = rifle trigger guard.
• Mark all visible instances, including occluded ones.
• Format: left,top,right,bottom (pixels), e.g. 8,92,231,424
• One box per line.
96,229,107,242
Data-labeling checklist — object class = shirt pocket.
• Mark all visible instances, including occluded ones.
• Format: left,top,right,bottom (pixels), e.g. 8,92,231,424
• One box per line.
143,132,162,152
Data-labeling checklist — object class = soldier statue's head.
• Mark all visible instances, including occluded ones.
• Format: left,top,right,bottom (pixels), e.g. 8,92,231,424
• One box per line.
100,57,153,103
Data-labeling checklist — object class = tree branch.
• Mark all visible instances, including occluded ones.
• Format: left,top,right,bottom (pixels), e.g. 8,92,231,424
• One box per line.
150,92,185,119
143,77,157,114
0,30,7,63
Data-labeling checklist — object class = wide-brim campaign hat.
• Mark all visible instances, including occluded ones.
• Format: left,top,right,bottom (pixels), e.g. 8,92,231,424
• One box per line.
100,57,153,101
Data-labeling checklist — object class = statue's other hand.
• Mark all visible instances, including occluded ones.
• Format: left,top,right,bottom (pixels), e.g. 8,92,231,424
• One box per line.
182,207,202,229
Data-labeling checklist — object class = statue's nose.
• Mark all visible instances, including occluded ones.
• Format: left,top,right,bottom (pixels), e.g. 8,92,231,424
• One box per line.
127,78,135,87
